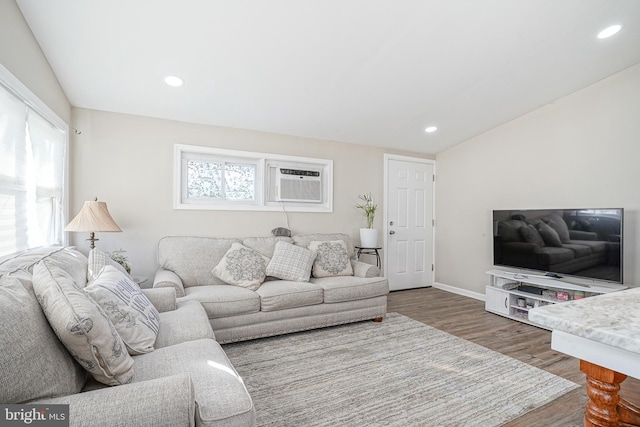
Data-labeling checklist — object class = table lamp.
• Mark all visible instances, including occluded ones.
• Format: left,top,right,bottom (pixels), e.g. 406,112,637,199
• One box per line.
64,198,122,249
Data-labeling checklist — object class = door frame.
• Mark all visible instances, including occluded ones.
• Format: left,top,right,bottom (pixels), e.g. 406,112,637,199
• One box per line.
383,154,436,286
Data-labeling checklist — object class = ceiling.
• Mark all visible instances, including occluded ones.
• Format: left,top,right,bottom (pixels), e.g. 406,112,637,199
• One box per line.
16,0,640,155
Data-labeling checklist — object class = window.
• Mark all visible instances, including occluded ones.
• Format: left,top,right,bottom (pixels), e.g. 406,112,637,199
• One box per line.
175,144,332,212
182,151,261,204
0,64,68,258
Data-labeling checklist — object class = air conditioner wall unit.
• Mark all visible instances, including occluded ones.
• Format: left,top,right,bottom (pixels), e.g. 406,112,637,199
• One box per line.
275,168,322,203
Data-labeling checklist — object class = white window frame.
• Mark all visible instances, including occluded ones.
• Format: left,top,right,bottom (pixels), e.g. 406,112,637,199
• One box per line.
0,63,69,256
174,144,333,212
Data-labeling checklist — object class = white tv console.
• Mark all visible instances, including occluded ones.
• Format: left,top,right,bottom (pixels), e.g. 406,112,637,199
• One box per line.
485,269,627,329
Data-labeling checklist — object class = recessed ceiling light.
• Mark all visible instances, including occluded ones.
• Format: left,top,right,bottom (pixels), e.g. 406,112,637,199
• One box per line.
597,24,622,39
164,75,184,87
425,126,438,133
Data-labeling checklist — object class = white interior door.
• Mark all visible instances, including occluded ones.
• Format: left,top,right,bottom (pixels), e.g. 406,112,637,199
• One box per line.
384,156,435,291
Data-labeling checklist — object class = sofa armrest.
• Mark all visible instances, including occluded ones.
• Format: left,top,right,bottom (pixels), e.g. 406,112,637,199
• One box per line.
154,268,185,297
351,260,380,278
141,287,177,313
31,374,195,427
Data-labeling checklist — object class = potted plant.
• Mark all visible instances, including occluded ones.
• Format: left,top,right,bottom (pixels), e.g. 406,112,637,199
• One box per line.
356,193,378,247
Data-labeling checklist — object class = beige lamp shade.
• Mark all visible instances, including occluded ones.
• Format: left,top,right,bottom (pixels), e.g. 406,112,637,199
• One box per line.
65,199,122,248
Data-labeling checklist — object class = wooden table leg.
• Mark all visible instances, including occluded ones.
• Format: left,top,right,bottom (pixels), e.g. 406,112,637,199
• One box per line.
580,359,627,427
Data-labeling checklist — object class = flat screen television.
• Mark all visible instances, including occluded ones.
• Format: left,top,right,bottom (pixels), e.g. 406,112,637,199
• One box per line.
493,208,623,284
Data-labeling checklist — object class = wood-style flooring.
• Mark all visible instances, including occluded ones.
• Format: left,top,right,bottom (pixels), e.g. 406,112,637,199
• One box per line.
387,287,640,427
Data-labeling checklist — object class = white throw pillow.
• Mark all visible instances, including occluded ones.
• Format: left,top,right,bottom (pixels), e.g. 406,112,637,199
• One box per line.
212,242,270,290
32,262,134,386
308,240,354,278
265,241,316,282
87,248,133,283
85,265,160,355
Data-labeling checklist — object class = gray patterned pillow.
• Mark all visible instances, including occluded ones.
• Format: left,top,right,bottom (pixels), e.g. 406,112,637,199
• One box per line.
265,241,316,282
32,261,134,386
308,240,353,278
212,242,270,290
85,265,160,355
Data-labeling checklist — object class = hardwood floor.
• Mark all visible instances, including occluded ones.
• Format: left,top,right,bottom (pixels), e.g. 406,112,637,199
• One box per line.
387,287,640,427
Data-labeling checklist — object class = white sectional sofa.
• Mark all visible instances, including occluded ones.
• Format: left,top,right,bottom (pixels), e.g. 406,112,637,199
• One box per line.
153,233,389,343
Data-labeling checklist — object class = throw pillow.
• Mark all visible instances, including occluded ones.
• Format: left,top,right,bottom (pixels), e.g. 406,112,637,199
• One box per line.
543,214,571,243
212,242,270,290
519,225,546,247
265,241,316,282
88,247,133,283
32,261,134,386
536,222,563,247
308,240,353,278
85,265,160,355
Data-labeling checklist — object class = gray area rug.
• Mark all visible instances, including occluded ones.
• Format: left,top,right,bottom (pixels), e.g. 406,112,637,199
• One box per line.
223,313,579,426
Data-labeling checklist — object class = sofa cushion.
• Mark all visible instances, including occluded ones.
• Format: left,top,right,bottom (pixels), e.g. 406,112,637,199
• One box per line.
0,275,86,403
519,224,545,247
308,240,353,278
256,280,324,311
33,262,134,386
536,222,563,247
157,236,241,287
212,242,270,290
543,213,571,243
132,339,255,427
85,266,160,355
242,236,293,258
266,241,316,282
537,247,575,265
88,247,133,282
311,275,389,303
183,285,260,319
293,232,355,256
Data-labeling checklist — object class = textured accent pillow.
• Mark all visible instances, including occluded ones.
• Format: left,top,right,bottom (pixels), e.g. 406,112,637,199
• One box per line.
536,222,563,247
32,262,134,386
212,242,270,290
88,248,133,283
265,241,316,282
308,240,353,278
85,265,160,355
519,225,546,247
543,214,571,243
0,275,86,403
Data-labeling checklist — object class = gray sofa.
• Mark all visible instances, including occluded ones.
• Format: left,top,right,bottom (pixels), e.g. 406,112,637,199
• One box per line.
153,233,389,343
0,247,255,427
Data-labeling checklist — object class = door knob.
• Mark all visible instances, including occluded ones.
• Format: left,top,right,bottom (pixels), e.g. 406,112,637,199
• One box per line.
389,230,396,235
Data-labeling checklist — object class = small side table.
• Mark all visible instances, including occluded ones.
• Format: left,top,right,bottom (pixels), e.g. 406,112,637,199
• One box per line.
355,246,382,268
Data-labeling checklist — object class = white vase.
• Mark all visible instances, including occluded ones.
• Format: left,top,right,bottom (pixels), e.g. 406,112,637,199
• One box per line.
359,228,379,248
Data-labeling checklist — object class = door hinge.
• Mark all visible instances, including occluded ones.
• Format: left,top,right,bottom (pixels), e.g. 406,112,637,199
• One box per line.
432,219,436,227
433,174,436,182
431,264,434,271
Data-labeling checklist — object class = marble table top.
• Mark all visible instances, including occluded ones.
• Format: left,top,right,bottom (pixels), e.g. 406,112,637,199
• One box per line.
528,287,640,355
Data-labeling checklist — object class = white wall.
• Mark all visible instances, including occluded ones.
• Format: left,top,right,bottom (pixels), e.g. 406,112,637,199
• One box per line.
0,0,71,122
435,63,640,294
70,108,433,279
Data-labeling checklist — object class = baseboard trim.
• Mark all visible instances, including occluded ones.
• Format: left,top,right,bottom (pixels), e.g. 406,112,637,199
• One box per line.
433,282,485,301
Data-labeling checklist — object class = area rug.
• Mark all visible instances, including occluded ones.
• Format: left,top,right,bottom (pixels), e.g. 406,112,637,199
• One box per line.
222,313,579,426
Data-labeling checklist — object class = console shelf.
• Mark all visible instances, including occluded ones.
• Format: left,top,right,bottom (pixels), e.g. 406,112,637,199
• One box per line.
485,269,627,329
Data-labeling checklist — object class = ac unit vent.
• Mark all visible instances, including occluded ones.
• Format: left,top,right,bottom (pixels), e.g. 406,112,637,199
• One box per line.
276,168,322,203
